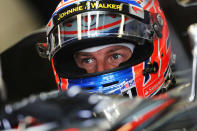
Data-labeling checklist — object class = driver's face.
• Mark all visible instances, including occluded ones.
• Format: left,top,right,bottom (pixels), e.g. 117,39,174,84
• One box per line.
74,45,132,73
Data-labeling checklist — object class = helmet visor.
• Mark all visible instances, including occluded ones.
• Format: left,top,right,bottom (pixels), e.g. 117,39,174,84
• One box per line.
49,11,153,55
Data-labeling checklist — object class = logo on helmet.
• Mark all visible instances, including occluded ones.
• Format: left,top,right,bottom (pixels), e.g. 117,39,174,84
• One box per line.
57,1,122,21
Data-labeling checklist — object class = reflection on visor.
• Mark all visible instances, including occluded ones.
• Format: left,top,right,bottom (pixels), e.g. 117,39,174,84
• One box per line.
49,11,153,54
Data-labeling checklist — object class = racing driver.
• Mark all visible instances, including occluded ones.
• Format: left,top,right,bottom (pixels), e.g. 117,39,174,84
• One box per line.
41,0,175,98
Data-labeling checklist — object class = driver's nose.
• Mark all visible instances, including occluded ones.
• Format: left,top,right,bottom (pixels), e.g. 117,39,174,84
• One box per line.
95,60,116,73
96,61,105,73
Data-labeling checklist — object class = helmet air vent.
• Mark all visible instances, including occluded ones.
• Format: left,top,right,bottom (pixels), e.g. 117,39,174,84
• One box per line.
102,81,119,87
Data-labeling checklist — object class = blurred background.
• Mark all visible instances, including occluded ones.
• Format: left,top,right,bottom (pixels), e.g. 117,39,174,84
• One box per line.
0,0,196,102
0,0,60,53
0,0,60,102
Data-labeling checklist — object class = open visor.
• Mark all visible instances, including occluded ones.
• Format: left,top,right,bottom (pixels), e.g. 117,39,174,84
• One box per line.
50,11,154,78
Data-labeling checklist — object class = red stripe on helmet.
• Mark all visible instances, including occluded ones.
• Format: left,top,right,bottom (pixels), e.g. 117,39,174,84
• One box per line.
143,0,153,10
132,6,143,13
51,59,61,91
133,63,144,97
60,17,129,35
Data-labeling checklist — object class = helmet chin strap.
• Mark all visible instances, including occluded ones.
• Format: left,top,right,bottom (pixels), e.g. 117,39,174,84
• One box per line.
79,43,135,53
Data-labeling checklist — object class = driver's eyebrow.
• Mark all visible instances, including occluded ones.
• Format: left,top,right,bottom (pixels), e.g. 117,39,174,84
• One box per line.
106,47,124,54
74,52,92,58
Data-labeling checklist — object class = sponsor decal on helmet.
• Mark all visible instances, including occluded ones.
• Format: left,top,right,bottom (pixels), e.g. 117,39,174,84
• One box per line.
143,77,165,97
120,79,136,93
57,1,122,21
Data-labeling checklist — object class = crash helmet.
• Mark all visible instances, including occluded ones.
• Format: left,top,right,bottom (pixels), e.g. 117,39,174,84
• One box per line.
45,0,174,98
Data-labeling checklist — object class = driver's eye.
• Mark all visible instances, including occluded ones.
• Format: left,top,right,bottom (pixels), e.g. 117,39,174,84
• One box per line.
82,58,94,64
112,54,122,60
